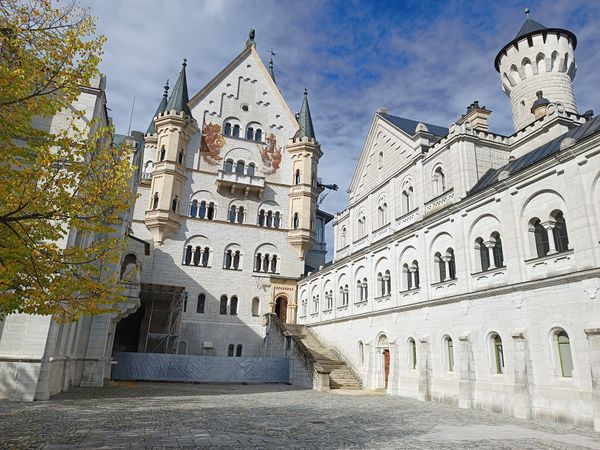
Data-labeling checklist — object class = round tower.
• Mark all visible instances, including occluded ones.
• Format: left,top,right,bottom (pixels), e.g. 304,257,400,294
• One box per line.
495,11,578,131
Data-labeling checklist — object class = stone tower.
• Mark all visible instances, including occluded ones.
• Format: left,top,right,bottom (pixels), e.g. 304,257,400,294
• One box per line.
145,60,198,243
287,90,322,259
495,12,578,131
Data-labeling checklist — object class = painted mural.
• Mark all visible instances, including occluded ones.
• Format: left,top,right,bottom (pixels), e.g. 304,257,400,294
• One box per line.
200,122,225,165
258,133,282,174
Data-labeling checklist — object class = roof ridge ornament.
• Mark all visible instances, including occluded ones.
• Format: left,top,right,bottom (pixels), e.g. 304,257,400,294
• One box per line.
246,29,256,48
524,7,530,19
268,48,276,83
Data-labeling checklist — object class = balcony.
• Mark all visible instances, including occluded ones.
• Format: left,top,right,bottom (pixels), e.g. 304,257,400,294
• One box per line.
216,170,265,197
424,188,455,217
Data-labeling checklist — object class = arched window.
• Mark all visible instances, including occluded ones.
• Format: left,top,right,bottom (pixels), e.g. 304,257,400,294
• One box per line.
190,200,198,217
552,211,569,252
159,146,166,161
435,252,445,282
224,159,233,173
230,296,238,315
255,129,262,142
447,249,456,279
184,245,192,265
193,246,201,266
492,232,504,267
258,210,265,226
402,190,410,213
228,344,234,356
293,213,300,229
433,167,446,195
236,344,243,357
262,254,270,273
224,122,232,136
313,295,319,313
377,272,384,297
363,278,368,301
246,127,254,140
384,270,391,295
233,251,240,270
237,206,244,223
266,211,273,227
356,280,363,301
171,196,178,212
232,124,240,138
476,237,490,272
295,169,301,185
197,294,205,313
201,247,210,267
235,160,245,175
152,193,159,209
492,334,504,374
343,284,349,306
378,151,384,169
358,341,364,365
229,205,236,223
255,253,262,272
531,218,549,257
377,203,387,227
224,250,232,269
409,338,417,370
207,202,215,220
445,336,454,372
270,255,278,273
326,290,333,310
301,297,307,316
273,212,281,229
358,214,366,237
556,330,574,377
251,297,260,316
178,149,184,165
403,263,412,290
247,163,255,177
199,201,207,219
340,227,347,248
220,296,228,315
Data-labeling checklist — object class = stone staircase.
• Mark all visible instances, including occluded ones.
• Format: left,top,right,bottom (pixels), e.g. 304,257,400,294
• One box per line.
285,324,362,390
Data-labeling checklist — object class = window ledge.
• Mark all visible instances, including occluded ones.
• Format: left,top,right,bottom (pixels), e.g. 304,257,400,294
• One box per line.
182,264,211,269
524,249,574,264
430,278,457,287
470,266,506,276
375,295,391,302
354,300,368,305
400,287,421,294
309,312,319,317
223,268,243,271
322,308,333,313
337,305,349,310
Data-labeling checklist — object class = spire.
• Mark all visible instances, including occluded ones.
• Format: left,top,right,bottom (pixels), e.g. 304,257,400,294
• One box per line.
268,48,276,84
146,79,169,134
165,58,192,117
297,88,315,140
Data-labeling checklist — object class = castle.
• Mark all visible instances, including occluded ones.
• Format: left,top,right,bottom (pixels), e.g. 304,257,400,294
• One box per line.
1,11,599,432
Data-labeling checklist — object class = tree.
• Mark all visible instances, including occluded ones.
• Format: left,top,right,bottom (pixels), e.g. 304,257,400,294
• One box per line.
0,0,136,320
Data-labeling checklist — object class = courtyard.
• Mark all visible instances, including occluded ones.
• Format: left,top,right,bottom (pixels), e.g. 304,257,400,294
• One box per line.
0,383,599,449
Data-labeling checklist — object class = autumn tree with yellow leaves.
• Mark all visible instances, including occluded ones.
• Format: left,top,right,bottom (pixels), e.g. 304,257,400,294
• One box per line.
0,0,136,320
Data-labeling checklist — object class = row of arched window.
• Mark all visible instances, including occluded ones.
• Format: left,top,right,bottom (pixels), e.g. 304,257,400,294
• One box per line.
190,200,216,220
190,200,285,229
227,343,243,357
223,121,263,142
183,246,210,267
192,293,260,317
156,146,185,165
183,246,279,274
224,159,256,176
258,209,281,228
357,328,574,378
254,252,278,274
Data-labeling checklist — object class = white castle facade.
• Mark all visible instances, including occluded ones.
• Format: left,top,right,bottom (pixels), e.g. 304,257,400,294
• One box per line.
298,17,600,429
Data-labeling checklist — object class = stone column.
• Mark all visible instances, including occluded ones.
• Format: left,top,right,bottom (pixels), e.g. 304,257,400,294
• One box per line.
418,337,431,401
484,241,496,269
541,220,557,255
457,334,474,409
511,331,532,419
585,328,600,431
388,339,399,395
442,256,451,281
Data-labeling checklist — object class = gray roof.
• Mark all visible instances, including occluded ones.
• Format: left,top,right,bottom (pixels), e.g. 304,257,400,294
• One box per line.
379,112,448,137
165,59,192,117
146,81,169,134
515,18,546,39
297,89,316,139
470,116,600,195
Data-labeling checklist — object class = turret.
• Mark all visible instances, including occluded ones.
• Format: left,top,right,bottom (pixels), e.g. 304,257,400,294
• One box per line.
287,89,322,259
145,59,198,244
143,80,169,169
495,10,578,131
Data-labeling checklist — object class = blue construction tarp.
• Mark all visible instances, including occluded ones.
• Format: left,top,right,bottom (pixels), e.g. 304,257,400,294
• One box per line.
111,352,289,383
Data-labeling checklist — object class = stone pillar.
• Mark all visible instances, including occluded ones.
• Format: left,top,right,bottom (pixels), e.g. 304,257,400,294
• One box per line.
585,328,600,432
457,334,474,409
511,331,532,419
442,257,451,281
388,339,399,395
418,337,431,401
541,221,557,255
485,241,496,269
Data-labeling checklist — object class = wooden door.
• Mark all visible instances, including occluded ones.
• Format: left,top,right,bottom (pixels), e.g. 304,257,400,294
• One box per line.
279,297,287,323
383,349,390,389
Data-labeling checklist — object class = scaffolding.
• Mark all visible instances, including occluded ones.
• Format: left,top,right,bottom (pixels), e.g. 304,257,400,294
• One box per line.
140,284,186,354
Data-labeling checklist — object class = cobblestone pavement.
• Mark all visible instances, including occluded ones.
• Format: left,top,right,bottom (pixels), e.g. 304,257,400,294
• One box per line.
0,382,599,449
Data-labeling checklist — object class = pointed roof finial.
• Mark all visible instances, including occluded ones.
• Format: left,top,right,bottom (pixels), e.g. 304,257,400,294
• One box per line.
165,58,192,117
246,28,256,48
267,48,277,83
297,88,315,140
524,7,530,19
163,79,169,96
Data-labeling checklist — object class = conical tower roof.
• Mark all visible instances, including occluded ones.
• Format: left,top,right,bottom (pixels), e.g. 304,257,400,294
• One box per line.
146,80,169,135
515,18,546,39
165,59,192,117
297,89,315,140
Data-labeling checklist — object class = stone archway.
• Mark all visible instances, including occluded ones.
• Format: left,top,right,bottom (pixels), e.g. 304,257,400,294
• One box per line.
377,333,390,389
274,296,288,323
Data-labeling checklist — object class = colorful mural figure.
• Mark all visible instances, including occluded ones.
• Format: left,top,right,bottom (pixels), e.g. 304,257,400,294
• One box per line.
258,133,282,174
200,122,225,165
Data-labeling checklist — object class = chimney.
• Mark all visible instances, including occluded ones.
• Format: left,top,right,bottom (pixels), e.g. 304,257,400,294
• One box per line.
457,101,492,132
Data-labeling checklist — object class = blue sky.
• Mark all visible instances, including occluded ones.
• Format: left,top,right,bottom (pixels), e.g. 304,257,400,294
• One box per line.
80,0,600,258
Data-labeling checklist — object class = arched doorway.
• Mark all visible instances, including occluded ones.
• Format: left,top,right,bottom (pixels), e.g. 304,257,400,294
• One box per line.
383,349,390,389
377,333,390,389
274,296,288,323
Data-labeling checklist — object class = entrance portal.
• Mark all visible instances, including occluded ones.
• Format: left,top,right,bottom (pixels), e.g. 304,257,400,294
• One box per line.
274,296,288,323
383,349,390,389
